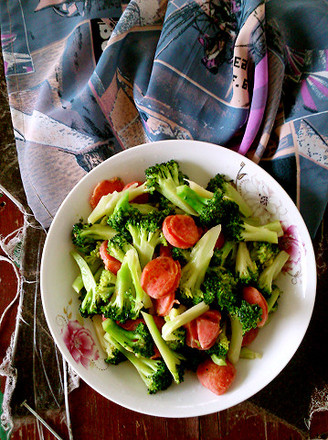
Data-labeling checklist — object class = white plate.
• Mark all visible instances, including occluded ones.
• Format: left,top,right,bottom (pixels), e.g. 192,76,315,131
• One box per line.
40,139,316,417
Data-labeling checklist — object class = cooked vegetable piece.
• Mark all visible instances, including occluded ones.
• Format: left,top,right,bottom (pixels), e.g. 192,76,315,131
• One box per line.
140,256,181,299
90,177,125,209
154,290,178,317
197,358,236,395
242,286,268,328
162,215,200,249
123,181,149,203
99,240,121,275
185,310,221,351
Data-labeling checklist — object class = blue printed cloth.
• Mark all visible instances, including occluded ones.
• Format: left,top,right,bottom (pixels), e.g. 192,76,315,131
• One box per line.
1,0,327,236
0,0,327,435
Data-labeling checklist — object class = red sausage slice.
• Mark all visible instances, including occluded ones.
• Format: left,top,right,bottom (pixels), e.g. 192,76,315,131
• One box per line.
162,215,200,249
197,358,236,395
196,311,221,350
185,310,221,350
90,178,125,209
242,327,259,347
154,291,178,316
140,256,181,299
99,240,121,275
242,286,268,328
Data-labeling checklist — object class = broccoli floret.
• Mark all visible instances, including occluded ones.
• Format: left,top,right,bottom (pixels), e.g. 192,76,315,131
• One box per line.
72,243,103,293
72,222,117,254
210,240,237,270
234,300,262,334
144,160,196,215
165,327,186,352
101,319,172,393
126,211,167,268
177,225,222,306
101,248,152,322
92,315,125,365
102,318,154,358
96,269,117,303
161,301,210,341
142,312,185,384
250,241,280,268
224,205,280,243
235,242,259,284
203,267,238,311
107,190,141,233
176,184,229,227
206,322,230,365
71,250,103,317
126,353,172,394
88,183,149,224
107,233,134,262
171,246,192,266
267,285,283,313
257,250,290,296
206,173,253,217
119,348,172,394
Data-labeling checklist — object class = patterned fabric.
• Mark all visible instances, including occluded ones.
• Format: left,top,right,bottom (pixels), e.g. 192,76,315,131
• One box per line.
1,0,327,235
0,0,327,435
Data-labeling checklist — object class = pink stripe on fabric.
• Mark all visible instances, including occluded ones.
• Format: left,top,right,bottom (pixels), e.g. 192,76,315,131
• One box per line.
238,54,268,155
300,80,317,111
310,76,328,98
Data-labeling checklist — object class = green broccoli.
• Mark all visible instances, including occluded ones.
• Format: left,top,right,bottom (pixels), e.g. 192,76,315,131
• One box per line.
72,243,103,293
210,240,237,270
126,211,167,268
144,160,196,215
223,203,280,243
177,225,222,306
96,269,117,303
107,233,134,262
102,318,154,358
203,267,238,311
250,241,280,268
171,246,192,266
93,315,125,365
257,250,290,296
72,222,117,254
176,184,229,227
107,190,141,233
71,250,102,317
202,266,261,364
206,322,230,366
101,248,152,322
235,242,259,284
142,312,186,384
205,173,253,217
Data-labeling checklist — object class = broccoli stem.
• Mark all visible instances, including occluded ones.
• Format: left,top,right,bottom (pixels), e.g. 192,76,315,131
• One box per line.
71,250,97,297
258,250,289,294
161,301,210,341
179,225,222,298
267,287,282,313
142,312,185,384
239,347,262,359
241,223,279,243
72,263,103,293
227,315,243,364
125,248,153,310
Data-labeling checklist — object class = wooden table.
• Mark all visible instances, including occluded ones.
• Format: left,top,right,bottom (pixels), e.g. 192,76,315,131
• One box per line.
1,188,328,440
